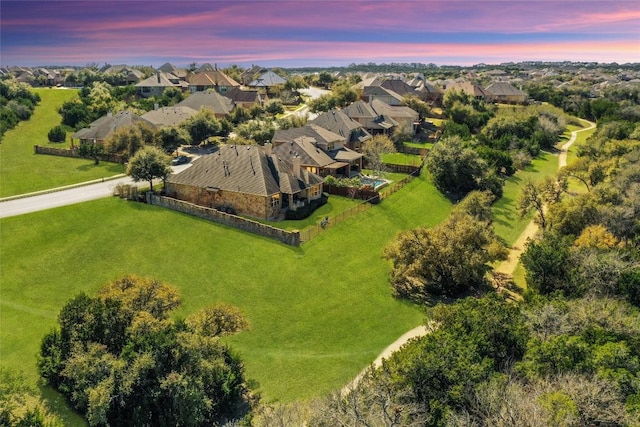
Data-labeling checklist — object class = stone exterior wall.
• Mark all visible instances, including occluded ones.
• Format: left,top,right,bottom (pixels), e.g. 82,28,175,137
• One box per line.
148,194,300,246
34,145,126,163
165,182,280,220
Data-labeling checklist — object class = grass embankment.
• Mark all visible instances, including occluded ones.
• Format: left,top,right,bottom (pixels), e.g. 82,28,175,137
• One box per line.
0,88,124,198
0,171,451,412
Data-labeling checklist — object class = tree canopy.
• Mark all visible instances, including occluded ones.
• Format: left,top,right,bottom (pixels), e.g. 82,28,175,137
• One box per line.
384,197,506,301
38,275,252,426
126,145,172,191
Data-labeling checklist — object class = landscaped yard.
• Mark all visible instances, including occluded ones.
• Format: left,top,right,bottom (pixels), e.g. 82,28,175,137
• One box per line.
381,152,422,166
0,88,124,198
0,170,451,422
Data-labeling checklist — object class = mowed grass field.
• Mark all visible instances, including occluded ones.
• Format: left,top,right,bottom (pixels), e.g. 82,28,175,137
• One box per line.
0,171,451,410
0,88,124,198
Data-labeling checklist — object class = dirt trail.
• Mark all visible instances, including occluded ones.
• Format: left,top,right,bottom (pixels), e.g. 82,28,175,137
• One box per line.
494,119,595,276
343,120,596,393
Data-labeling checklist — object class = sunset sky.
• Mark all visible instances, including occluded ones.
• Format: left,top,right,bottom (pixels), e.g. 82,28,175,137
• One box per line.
1,0,639,68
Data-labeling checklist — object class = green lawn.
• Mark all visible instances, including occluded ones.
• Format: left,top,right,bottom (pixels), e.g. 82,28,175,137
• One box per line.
403,141,434,150
0,88,124,198
382,152,422,166
0,171,451,419
492,150,558,246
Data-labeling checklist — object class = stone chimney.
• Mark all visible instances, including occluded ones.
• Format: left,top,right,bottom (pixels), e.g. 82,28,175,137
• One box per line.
292,156,301,179
156,71,161,84
264,142,272,156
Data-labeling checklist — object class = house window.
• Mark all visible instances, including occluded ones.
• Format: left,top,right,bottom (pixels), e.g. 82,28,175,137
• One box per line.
142,87,150,93
327,142,335,150
271,194,280,207
309,185,321,199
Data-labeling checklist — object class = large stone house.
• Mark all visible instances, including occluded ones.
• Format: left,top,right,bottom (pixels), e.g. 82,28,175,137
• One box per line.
165,144,324,220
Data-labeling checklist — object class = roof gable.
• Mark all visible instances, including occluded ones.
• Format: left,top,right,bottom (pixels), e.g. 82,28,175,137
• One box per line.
175,91,235,115
72,111,155,140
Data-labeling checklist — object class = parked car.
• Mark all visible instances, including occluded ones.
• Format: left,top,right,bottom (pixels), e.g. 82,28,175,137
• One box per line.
172,155,190,166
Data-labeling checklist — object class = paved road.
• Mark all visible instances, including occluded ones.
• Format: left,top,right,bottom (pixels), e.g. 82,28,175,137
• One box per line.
0,163,192,219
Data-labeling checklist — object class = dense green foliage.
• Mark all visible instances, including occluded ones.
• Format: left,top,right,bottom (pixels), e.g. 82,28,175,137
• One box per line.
47,125,67,143
38,276,252,426
426,135,503,199
301,294,640,427
384,191,506,300
521,107,639,304
126,145,172,191
0,79,41,139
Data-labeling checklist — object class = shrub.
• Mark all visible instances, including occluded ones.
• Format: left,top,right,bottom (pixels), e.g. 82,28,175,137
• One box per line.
47,125,67,143
285,194,328,220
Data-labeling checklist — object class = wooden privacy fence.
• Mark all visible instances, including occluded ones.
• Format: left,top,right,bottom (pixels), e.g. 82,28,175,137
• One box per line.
299,168,422,243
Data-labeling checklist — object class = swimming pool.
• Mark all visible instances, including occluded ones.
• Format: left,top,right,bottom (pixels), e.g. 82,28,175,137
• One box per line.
360,176,390,190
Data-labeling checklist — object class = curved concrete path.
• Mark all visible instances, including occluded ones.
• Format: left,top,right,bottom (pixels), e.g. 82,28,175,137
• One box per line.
343,119,596,393
494,119,595,277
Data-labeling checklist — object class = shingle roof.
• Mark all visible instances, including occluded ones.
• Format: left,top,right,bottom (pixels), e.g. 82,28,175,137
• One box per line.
310,109,372,143
371,99,418,119
72,111,155,140
273,136,335,167
136,72,186,88
342,100,378,120
272,124,346,147
168,145,320,196
362,86,404,104
380,79,418,97
175,92,235,116
188,70,240,88
485,82,527,97
222,87,262,105
248,70,287,87
141,106,198,127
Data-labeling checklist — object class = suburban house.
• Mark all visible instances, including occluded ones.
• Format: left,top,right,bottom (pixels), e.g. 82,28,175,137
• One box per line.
362,85,404,106
175,91,235,118
342,99,419,135
310,109,372,152
157,62,188,80
240,65,266,85
141,106,198,127
247,70,287,88
485,82,528,104
342,100,398,135
71,111,156,145
272,125,364,177
101,65,144,85
445,81,492,101
165,144,324,220
187,69,240,94
135,72,188,98
404,75,444,105
222,87,265,109
369,99,419,134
